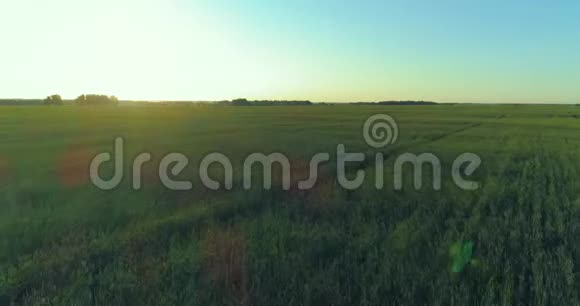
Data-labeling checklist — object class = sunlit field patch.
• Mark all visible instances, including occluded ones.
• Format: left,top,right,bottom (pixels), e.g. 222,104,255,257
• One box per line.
57,144,96,188
0,156,11,184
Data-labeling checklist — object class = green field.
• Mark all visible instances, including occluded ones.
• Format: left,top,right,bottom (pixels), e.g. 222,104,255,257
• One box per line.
2,104,580,305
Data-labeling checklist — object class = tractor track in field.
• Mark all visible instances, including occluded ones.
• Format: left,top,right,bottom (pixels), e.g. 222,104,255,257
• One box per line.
391,121,484,155
423,122,483,144
348,121,487,176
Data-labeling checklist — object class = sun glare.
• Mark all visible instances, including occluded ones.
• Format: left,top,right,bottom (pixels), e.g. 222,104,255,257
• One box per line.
0,0,295,101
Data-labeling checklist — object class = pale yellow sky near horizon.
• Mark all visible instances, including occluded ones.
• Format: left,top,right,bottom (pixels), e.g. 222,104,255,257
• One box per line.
1,0,302,101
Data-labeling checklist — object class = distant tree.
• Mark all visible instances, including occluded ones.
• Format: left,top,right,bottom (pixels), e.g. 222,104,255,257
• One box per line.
43,94,63,105
227,98,312,106
75,94,119,105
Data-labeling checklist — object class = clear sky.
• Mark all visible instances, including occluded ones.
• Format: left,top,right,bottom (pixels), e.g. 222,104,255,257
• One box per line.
1,0,579,103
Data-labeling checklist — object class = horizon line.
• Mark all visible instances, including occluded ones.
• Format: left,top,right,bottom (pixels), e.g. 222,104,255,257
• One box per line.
0,97,578,105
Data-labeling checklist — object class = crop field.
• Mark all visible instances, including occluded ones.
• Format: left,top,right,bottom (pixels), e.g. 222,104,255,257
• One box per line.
1,104,580,305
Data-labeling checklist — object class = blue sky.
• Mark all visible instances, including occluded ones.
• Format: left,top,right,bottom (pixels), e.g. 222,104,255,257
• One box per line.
1,0,579,102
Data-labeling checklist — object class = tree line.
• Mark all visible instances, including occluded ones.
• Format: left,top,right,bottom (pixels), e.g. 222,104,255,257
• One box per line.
218,98,313,106
42,94,119,106
0,96,444,106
